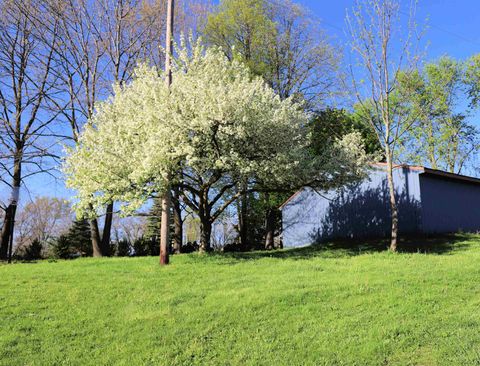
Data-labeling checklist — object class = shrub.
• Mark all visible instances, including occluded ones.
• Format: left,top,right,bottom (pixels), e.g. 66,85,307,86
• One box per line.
115,239,131,257
182,241,199,253
132,237,159,256
15,239,44,260
23,239,44,260
51,235,73,259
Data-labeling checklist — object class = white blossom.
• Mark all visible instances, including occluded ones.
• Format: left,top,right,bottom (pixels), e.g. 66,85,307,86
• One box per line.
64,39,369,218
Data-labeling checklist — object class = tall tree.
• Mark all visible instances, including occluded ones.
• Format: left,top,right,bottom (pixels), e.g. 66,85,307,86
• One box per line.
144,199,162,244
397,56,480,173
203,0,275,76
22,0,185,256
0,0,60,260
265,0,339,106
346,0,422,252
203,0,340,249
204,0,275,249
63,42,369,252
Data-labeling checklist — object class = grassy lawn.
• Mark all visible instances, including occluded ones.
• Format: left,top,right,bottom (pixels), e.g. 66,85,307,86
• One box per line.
2,235,480,365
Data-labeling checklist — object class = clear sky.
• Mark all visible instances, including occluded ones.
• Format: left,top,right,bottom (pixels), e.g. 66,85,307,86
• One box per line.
301,0,480,61
14,0,480,202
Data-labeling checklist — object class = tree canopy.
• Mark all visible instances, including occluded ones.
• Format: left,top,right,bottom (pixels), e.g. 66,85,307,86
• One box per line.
64,39,369,249
396,56,480,173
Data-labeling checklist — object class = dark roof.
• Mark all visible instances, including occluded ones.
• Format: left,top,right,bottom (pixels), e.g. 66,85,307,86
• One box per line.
422,167,480,185
373,162,480,185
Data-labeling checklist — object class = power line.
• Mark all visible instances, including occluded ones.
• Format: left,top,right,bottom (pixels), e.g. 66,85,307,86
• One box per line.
398,10,480,48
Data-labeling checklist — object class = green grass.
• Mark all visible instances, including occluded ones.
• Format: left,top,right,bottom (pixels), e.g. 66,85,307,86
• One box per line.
2,235,480,365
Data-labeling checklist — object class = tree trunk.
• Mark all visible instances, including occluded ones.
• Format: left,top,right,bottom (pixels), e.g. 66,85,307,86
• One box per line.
199,217,212,253
0,203,17,260
264,208,276,250
101,202,114,255
1,155,22,260
159,189,171,265
89,218,103,257
172,188,182,254
238,184,248,249
385,150,398,252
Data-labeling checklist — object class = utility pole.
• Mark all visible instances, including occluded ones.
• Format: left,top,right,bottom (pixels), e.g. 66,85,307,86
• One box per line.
159,0,175,266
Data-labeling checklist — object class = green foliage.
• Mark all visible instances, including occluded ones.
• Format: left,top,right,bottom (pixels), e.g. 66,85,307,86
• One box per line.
51,235,73,259
203,0,275,77
66,219,92,256
132,237,159,257
241,192,290,249
49,220,92,259
310,108,382,157
114,239,131,257
203,0,339,106
20,239,44,260
2,235,480,364
397,55,480,173
144,199,162,243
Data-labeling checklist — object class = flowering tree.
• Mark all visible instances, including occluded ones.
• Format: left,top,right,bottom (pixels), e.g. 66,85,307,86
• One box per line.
64,40,369,252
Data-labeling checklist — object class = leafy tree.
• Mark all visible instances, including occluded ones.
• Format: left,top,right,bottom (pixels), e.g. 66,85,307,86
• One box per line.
132,237,158,257
203,0,341,249
114,239,132,257
144,199,162,244
203,0,339,106
203,0,275,77
64,40,369,252
18,238,44,260
347,0,421,252
397,56,480,173
310,109,382,157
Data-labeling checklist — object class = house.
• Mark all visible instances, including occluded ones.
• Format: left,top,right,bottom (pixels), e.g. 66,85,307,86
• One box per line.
280,163,480,248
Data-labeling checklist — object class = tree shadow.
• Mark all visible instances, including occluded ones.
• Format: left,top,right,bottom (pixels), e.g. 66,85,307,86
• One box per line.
215,233,475,262
313,179,422,243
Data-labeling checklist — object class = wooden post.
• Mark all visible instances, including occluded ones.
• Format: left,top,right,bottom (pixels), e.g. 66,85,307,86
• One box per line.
160,0,175,266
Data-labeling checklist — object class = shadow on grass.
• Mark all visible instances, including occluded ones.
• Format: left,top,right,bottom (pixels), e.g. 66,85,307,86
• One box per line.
215,234,477,262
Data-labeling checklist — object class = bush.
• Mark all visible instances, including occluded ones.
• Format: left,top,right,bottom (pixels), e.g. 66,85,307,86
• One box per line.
132,237,159,256
51,235,74,259
115,239,131,257
182,241,199,253
15,239,44,260
23,239,44,260
222,242,244,253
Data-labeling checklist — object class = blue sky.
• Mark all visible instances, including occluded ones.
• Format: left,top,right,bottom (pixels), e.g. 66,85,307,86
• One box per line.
302,0,480,61
13,0,480,202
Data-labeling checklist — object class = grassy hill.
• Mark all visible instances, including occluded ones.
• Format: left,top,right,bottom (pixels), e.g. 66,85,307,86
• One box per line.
2,235,480,365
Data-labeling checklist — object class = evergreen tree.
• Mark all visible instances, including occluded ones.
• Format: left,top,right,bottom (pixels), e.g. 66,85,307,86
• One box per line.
22,239,44,260
51,235,72,259
115,239,131,257
144,199,162,244
66,219,92,256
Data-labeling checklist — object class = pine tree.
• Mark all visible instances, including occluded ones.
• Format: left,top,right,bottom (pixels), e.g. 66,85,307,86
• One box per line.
67,219,92,256
144,199,162,244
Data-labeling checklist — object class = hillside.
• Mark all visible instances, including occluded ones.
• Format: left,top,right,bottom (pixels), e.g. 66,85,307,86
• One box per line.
1,235,480,365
